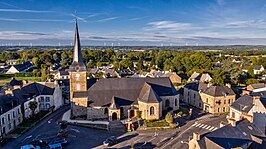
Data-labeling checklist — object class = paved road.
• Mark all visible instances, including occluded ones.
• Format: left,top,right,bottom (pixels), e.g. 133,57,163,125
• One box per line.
3,106,70,149
2,104,226,149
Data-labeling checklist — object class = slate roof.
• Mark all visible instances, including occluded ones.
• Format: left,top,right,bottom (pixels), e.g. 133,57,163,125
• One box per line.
12,82,55,104
0,94,19,114
248,83,266,90
87,77,177,107
198,119,266,149
184,82,208,92
202,85,235,97
88,68,99,74
9,78,23,86
231,95,253,113
13,61,33,72
59,71,69,76
250,91,266,97
189,72,212,82
138,83,162,103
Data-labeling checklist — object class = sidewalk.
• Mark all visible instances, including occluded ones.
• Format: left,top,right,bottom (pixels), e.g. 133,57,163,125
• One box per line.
62,110,109,125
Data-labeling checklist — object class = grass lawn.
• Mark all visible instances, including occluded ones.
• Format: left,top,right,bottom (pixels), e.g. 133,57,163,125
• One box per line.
144,119,169,127
0,74,41,85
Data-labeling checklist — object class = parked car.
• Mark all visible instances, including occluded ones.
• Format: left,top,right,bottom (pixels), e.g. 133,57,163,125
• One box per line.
49,138,67,146
20,144,40,149
57,130,69,138
103,136,117,147
48,143,62,149
30,140,48,148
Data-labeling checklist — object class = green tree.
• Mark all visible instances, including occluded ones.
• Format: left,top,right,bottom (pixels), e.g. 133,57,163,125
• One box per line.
165,112,173,124
120,58,133,69
32,57,39,67
136,111,142,128
29,101,38,118
41,67,48,81
247,66,255,78
246,78,259,85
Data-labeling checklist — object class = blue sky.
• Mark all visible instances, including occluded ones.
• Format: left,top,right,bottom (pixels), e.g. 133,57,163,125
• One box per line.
1,0,266,46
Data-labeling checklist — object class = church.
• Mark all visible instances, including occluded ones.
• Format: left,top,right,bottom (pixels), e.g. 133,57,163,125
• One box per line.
69,20,179,121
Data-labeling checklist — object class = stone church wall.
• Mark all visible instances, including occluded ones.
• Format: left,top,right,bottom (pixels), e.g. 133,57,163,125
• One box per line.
87,107,108,120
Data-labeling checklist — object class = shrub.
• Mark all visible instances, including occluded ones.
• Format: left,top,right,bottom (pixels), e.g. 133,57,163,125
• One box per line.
165,112,173,124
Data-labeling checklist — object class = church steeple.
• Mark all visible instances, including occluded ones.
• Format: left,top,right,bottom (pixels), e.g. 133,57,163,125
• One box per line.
73,18,83,63
69,18,87,72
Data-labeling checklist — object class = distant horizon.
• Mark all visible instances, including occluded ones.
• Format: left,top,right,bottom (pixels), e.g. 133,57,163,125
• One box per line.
1,0,266,45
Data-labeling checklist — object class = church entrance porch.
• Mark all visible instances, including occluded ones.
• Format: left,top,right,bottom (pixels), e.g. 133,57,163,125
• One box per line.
112,112,118,121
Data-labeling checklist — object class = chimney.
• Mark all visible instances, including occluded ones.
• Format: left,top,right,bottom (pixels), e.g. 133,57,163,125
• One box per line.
225,83,231,88
207,83,212,88
54,80,58,86
22,80,28,85
227,118,236,127
193,132,200,141
253,96,260,104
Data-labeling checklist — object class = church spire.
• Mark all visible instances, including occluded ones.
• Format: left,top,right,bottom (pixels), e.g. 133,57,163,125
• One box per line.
73,18,83,63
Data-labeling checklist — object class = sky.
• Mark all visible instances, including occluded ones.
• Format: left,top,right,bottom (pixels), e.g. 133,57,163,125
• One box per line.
1,0,266,46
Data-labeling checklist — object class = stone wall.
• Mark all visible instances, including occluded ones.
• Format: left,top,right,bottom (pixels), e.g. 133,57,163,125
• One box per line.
87,107,108,120
72,97,88,117
161,95,179,111
183,88,203,109
138,101,160,119
69,71,87,101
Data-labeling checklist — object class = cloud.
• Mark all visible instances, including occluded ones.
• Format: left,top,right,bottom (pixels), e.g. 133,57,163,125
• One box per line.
95,17,119,22
145,21,193,31
0,8,54,13
129,16,149,21
0,17,66,22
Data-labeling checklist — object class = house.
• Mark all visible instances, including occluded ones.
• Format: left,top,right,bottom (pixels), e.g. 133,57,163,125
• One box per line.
183,82,208,109
183,82,236,114
243,65,265,75
189,119,266,149
12,81,63,119
0,95,23,138
7,59,18,65
69,20,179,121
101,68,120,78
232,57,242,63
188,72,212,83
53,70,69,80
229,95,266,134
200,85,236,114
0,63,7,69
148,70,165,78
247,83,266,91
6,61,33,74
162,72,182,84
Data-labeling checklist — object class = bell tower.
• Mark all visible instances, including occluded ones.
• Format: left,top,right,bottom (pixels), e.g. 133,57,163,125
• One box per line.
69,19,88,117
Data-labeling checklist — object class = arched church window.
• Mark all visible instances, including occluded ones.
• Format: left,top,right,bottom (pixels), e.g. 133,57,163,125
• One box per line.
150,106,155,115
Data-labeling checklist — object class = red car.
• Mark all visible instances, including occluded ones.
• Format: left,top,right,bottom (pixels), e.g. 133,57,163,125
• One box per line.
57,130,69,138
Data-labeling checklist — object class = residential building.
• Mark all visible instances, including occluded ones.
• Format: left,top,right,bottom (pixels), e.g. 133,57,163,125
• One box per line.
200,85,236,114
229,95,266,134
53,70,69,80
189,119,266,149
188,72,212,83
6,61,33,74
162,72,182,84
243,65,265,75
183,82,236,114
12,81,63,119
7,59,18,65
183,82,208,109
0,95,23,137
